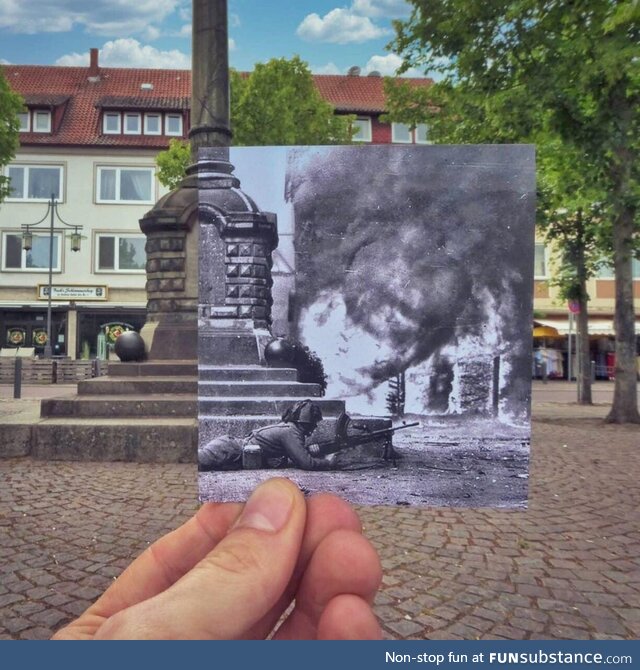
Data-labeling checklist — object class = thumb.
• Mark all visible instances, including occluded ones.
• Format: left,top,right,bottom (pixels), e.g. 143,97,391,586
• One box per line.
95,478,306,639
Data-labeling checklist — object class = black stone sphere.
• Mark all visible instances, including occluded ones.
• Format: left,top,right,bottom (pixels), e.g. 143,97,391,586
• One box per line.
264,338,296,368
114,331,146,362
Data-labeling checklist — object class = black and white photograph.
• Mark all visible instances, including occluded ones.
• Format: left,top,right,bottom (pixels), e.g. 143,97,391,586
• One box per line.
198,144,535,507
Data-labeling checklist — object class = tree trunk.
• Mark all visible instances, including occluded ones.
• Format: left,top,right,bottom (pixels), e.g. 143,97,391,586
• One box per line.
573,225,593,405
606,204,639,423
576,294,592,405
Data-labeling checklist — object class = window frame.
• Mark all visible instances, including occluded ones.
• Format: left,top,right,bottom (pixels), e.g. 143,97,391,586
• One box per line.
534,243,548,280
95,165,155,205
391,122,413,144
1,231,63,273
144,113,162,135
414,123,429,144
32,110,52,133
103,112,122,135
94,232,147,274
18,111,30,132
165,113,184,137
5,164,65,203
123,112,142,135
352,117,372,143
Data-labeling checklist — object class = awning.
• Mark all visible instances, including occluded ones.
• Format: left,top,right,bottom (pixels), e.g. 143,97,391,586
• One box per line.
534,318,640,336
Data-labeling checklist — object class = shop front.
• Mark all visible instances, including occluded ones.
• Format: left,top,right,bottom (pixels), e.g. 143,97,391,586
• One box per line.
0,305,68,356
533,317,640,380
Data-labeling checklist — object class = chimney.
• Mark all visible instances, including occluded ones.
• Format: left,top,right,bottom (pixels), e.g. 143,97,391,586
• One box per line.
89,48,99,78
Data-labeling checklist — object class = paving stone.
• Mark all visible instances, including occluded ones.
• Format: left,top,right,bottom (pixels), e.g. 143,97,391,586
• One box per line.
1,405,639,640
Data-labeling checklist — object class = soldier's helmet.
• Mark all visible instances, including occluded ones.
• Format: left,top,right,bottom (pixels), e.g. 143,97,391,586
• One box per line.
282,399,323,425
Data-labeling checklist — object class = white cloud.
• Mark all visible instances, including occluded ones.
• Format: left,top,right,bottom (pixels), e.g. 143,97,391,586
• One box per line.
364,53,424,77
55,39,190,69
143,26,161,41
229,13,241,28
0,58,11,65
352,0,412,18
228,38,236,52
311,62,343,75
178,23,191,37
297,8,390,44
0,0,179,36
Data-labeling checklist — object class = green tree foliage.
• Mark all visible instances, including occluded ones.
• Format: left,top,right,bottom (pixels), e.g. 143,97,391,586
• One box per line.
155,138,191,191
0,67,24,202
387,0,640,422
156,57,353,189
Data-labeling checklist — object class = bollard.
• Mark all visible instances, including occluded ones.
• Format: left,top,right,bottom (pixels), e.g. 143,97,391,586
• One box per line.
541,361,547,384
591,360,596,382
13,357,22,399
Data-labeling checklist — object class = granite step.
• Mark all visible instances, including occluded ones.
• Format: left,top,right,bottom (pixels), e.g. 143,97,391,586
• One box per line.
32,418,196,462
199,366,297,382
78,377,197,395
198,381,321,398
198,397,345,417
109,361,197,377
41,394,196,418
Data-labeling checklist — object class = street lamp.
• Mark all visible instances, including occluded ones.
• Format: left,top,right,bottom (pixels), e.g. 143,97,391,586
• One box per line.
21,194,82,359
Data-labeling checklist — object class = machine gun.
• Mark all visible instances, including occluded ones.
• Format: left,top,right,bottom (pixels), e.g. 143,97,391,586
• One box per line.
311,412,419,464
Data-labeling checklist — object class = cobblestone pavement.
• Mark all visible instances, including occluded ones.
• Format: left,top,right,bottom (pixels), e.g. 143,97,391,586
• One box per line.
1,385,639,640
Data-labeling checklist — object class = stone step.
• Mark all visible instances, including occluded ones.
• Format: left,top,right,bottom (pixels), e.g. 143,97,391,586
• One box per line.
199,366,297,382
32,418,196,462
109,361,197,377
41,394,196,418
198,397,345,417
78,377,197,395
198,381,321,398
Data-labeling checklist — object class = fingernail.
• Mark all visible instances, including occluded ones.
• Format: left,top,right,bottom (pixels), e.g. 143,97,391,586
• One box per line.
234,480,294,533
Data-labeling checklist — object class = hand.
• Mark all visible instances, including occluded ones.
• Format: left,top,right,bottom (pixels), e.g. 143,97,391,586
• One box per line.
52,478,382,640
308,443,320,455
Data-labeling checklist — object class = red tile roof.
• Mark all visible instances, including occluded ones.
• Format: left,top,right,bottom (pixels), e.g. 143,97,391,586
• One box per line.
314,74,431,114
2,63,431,149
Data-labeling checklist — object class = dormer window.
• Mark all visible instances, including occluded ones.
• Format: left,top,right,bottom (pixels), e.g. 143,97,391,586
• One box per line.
103,112,121,134
18,111,29,132
144,113,161,135
165,114,183,136
33,111,52,133
124,113,141,134
17,109,52,133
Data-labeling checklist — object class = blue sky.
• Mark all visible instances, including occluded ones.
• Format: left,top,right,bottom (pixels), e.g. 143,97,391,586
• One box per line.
0,0,427,77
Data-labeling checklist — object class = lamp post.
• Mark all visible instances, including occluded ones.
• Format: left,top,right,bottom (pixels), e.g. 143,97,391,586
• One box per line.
21,194,82,358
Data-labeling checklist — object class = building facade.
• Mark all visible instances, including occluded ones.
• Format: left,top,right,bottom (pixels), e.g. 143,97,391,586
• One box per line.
2,54,636,371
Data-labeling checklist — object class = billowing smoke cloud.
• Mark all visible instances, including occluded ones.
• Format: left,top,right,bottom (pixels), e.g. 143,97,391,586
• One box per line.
286,145,534,416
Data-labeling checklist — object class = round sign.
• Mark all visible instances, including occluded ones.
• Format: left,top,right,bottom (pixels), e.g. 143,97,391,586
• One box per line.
568,300,580,314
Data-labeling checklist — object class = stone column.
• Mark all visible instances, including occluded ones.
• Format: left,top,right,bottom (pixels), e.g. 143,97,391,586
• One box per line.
139,0,231,360
198,148,278,365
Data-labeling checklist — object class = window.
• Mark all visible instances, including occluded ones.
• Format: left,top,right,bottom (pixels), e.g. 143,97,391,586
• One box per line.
352,117,372,142
95,234,146,272
103,112,121,134
598,259,640,279
124,113,141,134
391,122,429,144
414,123,429,144
144,113,161,135
6,165,63,201
96,166,154,204
33,111,52,133
165,114,183,136
2,232,62,272
18,112,29,132
534,243,547,278
392,123,412,143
